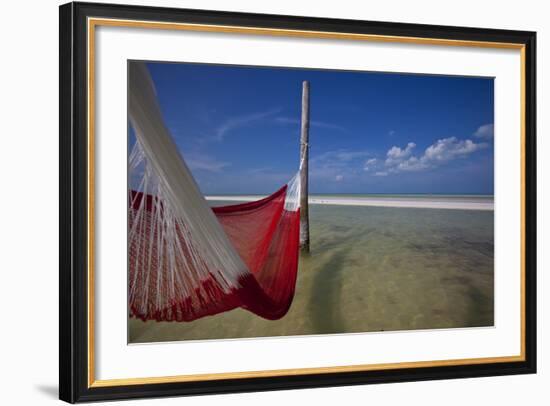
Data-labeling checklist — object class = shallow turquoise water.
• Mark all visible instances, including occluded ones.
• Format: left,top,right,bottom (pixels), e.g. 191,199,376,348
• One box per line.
129,204,494,343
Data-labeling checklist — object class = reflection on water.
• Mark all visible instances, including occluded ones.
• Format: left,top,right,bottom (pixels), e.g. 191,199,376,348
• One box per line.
129,204,494,343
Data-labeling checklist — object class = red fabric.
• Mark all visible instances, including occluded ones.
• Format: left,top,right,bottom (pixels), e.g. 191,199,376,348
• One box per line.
129,187,300,322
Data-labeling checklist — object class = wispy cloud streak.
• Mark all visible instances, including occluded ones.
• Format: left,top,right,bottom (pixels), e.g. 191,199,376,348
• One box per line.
214,108,281,141
275,116,347,132
185,152,231,172
310,148,371,182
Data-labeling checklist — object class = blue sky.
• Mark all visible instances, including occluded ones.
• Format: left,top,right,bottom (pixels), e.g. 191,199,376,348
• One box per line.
134,61,494,195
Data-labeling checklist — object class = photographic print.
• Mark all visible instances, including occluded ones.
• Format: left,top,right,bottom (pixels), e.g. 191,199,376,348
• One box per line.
127,61,495,344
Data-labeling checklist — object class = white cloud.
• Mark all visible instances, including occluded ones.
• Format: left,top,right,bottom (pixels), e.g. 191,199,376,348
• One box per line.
385,142,416,166
363,158,377,171
395,156,429,172
473,123,494,139
423,137,487,163
335,175,344,181
372,137,487,176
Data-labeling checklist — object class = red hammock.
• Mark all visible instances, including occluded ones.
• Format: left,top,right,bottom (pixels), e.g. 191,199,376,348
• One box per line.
129,186,301,322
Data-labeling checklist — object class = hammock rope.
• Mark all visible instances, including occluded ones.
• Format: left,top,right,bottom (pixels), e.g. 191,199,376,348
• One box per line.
128,63,302,322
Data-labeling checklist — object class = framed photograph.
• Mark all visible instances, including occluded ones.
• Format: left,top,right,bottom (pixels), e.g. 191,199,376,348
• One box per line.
59,1,536,403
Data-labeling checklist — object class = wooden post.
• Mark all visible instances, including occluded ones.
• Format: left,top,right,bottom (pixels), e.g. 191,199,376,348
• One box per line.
300,81,310,252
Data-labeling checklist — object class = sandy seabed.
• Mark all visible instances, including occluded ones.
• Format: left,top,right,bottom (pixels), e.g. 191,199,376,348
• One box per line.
129,202,494,344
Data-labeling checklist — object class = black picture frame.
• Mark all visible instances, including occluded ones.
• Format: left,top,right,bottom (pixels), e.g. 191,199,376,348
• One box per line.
59,1,537,403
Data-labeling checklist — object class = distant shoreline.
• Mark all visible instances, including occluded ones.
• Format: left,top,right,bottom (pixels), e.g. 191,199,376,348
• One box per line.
205,195,494,211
